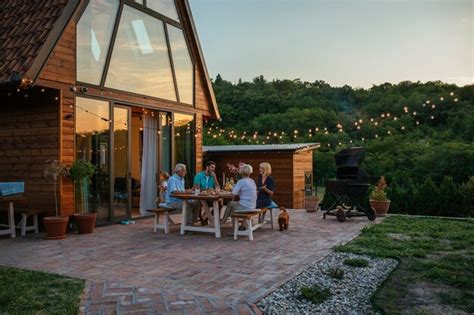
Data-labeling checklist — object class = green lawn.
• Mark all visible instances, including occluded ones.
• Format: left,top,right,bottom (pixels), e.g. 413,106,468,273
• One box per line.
335,215,474,314
0,266,84,314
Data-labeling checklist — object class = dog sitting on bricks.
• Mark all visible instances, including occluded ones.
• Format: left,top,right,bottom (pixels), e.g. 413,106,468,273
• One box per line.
278,207,289,231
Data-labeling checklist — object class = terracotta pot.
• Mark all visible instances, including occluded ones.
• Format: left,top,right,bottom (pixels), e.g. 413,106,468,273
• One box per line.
74,213,97,234
305,196,320,212
43,216,69,240
370,200,391,217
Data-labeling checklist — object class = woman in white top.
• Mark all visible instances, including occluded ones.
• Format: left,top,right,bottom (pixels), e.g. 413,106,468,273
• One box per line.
221,164,257,223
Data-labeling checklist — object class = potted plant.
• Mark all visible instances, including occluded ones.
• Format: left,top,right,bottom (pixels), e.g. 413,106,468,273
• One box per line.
70,159,96,234
43,160,70,239
370,176,391,216
305,195,320,212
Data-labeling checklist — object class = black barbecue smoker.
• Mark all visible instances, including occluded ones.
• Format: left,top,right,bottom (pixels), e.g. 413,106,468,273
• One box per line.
323,147,376,222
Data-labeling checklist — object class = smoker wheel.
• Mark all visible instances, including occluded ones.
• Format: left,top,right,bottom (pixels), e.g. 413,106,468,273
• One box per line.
336,208,346,222
367,208,376,221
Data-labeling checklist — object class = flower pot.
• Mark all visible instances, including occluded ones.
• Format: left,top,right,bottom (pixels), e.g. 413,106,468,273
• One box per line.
74,213,97,234
44,216,69,239
305,196,320,212
370,200,391,217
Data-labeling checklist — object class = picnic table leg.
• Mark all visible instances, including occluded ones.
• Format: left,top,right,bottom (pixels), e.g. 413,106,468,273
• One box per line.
213,200,221,238
180,202,187,235
8,201,16,239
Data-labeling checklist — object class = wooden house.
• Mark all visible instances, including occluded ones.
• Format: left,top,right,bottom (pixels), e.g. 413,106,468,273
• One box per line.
204,144,320,209
0,0,219,224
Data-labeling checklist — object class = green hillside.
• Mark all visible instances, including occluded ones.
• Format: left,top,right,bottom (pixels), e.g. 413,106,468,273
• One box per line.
204,75,474,217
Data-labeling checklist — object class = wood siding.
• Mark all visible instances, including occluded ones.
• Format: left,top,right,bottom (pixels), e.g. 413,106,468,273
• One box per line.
292,151,313,209
0,90,60,214
203,151,314,208
37,20,76,216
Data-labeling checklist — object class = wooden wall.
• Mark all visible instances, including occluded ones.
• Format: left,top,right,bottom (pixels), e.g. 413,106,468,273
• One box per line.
36,21,77,216
204,151,314,208
292,151,313,209
0,89,60,214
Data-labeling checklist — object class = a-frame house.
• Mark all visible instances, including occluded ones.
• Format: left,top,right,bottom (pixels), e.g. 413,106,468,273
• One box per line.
0,0,219,224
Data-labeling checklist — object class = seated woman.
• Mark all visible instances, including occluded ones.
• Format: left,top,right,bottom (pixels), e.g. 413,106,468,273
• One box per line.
256,162,276,209
221,164,257,223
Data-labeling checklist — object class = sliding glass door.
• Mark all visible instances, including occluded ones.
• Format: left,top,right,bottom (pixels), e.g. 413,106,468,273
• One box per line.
112,106,131,220
75,97,110,221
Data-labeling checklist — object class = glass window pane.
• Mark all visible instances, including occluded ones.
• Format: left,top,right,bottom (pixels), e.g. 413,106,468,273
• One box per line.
75,97,110,221
77,0,119,85
105,5,177,101
174,113,194,187
147,0,179,22
168,26,193,105
160,113,171,174
113,107,129,218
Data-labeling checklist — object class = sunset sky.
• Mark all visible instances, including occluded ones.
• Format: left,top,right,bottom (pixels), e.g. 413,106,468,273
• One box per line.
190,0,473,88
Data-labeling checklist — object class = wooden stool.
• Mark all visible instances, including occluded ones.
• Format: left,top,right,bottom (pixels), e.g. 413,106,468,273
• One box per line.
147,207,177,234
259,201,279,229
231,210,266,241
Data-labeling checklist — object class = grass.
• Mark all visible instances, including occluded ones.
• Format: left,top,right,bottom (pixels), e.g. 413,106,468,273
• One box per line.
328,268,345,280
343,258,369,268
300,285,332,304
0,265,84,314
335,215,474,314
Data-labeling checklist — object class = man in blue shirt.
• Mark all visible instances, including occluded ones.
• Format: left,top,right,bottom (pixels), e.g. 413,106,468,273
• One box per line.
193,161,220,190
165,163,199,225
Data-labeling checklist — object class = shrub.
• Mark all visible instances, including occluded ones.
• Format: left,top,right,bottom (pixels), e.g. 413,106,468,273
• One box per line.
370,176,390,201
328,268,344,279
300,285,332,304
344,258,369,268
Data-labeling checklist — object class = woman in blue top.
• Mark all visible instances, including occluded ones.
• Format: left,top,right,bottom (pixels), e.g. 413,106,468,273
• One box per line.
257,162,276,208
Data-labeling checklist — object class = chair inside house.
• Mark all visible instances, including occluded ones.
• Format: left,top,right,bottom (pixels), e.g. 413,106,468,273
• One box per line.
114,177,137,204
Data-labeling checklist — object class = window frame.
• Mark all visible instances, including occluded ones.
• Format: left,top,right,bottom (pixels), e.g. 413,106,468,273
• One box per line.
76,0,195,107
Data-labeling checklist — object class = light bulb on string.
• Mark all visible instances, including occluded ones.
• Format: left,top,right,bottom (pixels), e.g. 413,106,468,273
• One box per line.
432,104,436,109
454,98,458,102
450,92,454,96
359,119,363,123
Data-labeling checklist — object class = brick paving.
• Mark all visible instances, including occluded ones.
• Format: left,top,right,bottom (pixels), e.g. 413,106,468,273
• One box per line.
0,210,377,314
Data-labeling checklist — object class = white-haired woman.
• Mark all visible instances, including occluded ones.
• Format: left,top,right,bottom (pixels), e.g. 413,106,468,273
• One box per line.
221,164,257,223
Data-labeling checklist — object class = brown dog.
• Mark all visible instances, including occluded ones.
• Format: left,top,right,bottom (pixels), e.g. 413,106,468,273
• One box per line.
278,207,289,231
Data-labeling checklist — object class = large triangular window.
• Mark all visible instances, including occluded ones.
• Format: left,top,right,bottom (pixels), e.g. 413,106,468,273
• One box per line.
77,1,194,105
77,0,119,85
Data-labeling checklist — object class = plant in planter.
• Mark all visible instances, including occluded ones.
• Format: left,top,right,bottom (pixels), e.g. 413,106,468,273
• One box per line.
305,195,320,212
70,159,96,234
370,176,391,216
43,160,70,239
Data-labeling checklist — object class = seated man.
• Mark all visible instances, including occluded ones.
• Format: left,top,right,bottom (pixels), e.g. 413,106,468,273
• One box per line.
165,163,199,225
193,160,220,191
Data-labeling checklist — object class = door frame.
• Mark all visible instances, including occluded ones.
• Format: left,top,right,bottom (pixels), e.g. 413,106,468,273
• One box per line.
110,103,132,222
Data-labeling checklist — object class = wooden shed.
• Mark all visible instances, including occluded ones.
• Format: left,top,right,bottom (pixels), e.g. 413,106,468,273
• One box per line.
0,0,219,224
204,143,320,209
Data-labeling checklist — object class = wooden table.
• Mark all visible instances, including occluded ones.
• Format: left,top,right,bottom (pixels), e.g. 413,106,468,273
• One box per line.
0,194,26,238
171,192,235,238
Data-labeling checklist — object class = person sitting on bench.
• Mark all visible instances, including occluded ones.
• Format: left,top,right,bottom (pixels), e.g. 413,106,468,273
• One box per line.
221,164,257,224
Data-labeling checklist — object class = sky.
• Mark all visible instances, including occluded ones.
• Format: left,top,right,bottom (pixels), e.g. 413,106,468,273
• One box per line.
189,0,473,88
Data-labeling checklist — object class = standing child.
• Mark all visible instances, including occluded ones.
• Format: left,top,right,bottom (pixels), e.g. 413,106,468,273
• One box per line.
158,171,170,204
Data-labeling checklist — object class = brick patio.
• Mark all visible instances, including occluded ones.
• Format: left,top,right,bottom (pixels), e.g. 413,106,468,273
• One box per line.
0,210,377,314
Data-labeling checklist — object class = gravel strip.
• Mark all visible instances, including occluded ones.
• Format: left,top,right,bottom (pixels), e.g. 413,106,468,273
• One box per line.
257,252,398,314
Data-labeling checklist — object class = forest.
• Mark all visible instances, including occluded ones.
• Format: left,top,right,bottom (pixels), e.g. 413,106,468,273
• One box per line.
204,75,474,217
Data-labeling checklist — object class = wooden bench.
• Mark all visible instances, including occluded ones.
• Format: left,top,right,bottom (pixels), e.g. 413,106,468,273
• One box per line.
0,208,39,236
147,207,178,234
231,209,268,241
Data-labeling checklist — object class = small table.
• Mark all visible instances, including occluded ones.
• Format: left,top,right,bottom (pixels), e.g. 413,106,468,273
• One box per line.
171,192,235,238
0,194,26,238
